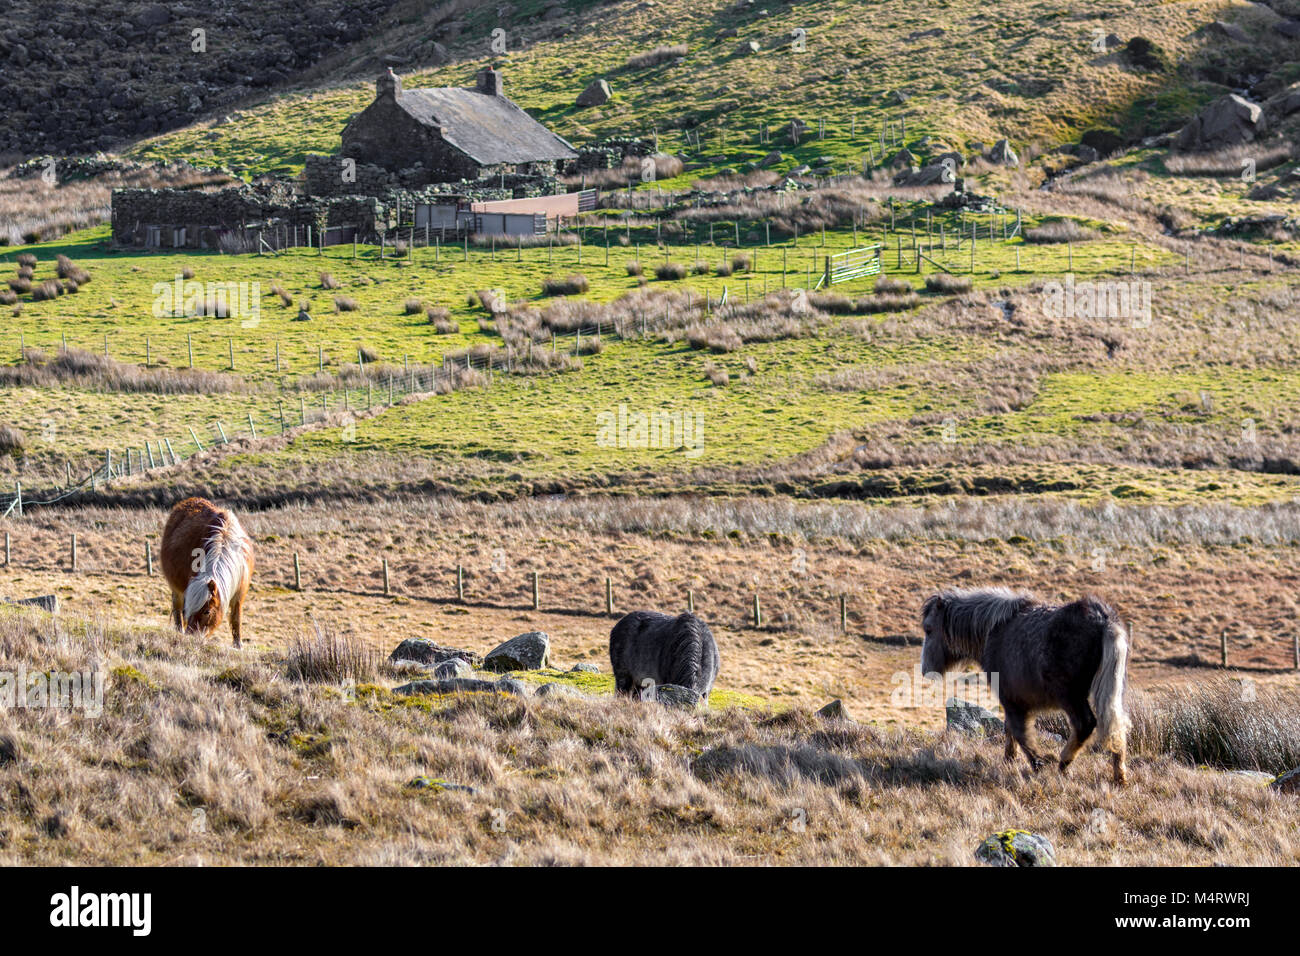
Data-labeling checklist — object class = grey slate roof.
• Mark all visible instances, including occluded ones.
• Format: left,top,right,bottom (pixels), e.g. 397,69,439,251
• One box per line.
397,87,577,165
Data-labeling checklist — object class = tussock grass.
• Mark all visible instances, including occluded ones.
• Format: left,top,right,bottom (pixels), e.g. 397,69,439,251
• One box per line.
541,274,590,296
0,423,24,454
1023,219,1100,244
286,622,380,684
0,347,244,394
624,44,688,70
924,273,973,294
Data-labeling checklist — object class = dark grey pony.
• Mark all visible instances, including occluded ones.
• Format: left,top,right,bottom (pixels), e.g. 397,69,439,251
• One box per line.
920,587,1130,785
610,611,720,704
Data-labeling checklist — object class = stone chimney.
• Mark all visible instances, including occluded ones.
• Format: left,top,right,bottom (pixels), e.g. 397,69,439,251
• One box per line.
377,68,402,99
476,66,503,97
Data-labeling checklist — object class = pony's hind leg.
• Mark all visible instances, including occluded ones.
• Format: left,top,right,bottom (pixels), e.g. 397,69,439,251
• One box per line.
1003,706,1044,773
170,591,183,630
1112,748,1128,786
1058,699,1097,775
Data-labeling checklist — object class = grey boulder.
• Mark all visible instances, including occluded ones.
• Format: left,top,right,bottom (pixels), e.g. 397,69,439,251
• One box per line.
975,830,1057,867
389,638,483,668
483,631,550,671
946,697,1004,736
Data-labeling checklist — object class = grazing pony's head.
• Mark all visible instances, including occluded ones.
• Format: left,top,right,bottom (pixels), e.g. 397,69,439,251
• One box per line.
183,578,224,636
182,518,248,637
920,587,1029,678
920,594,950,676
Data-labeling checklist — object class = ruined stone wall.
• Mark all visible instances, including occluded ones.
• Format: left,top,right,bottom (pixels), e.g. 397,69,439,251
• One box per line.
110,186,385,246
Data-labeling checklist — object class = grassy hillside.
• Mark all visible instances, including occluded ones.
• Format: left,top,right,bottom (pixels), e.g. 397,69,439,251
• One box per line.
125,0,1240,179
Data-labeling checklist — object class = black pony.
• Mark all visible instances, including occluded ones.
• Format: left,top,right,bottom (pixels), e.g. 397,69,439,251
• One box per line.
921,587,1130,785
610,611,720,705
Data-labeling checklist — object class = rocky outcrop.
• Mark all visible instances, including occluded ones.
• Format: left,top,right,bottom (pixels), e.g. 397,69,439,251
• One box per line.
576,79,611,107
974,830,1057,867
987,139,1019,166
1174,94,1265,150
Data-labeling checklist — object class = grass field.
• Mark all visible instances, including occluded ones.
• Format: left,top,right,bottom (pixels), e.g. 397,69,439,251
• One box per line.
1,0,1298,868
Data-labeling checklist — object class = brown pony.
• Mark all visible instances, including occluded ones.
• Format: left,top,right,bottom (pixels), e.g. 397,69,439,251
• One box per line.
161,497,254,647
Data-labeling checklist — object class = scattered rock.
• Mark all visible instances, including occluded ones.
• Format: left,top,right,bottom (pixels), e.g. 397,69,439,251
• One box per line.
816,699,849,720
536,681,589,698
886,147,917,169
987,138,1018,166
404,776,477,794
495,677,530,696
946,697,1004,736
432,657,473,679
1206,21,1249,44
894,163,951,186
652,683,701,710
388,638,482,669
1272,767,1300,794
975,830,1057,867
1227,770,1275,786
576,79,611,107
569,662,600,673
483,631,550,671
393,677,516,696
1075,144,1099,164
1275,20,1300,40
1175,94,1265,150
905,28,945,41
1272,83,1300,116
736,39,761,55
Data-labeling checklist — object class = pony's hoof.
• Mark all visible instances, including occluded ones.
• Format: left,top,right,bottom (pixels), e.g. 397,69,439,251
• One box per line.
1058,761,1072,775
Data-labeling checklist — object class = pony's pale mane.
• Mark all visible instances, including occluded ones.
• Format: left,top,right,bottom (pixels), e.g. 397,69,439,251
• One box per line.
183,511,250,619
939,586,1031,659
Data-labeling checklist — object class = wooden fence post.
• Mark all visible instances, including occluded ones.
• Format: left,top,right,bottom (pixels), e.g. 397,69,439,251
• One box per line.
840,594,847,633
70,533,77,572
531,571,540,611
456,564,464,603
4,531,9,566
146,540,153,576
382,558,390,596
294,552,302,591
687,589,694,614
753,593,762,629
1221,629,1228,668
605,576,614,616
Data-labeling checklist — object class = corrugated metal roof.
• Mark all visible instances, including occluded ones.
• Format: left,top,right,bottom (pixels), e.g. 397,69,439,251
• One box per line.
397,87,577,165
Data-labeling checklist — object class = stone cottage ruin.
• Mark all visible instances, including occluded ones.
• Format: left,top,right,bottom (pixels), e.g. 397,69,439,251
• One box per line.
112,67,600,248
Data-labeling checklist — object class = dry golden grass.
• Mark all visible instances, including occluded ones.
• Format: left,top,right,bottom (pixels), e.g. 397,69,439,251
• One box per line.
0,600,1294,866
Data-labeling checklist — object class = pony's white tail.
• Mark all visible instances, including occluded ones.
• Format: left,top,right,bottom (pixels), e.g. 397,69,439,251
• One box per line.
1089,618,1130,753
